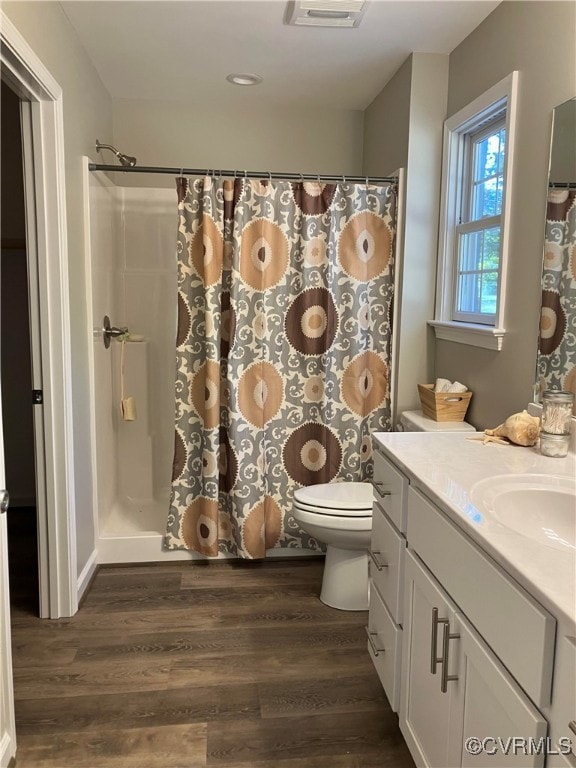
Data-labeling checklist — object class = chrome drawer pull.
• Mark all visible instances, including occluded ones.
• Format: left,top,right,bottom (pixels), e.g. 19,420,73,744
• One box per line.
569,721,576,736
373,481,392,497
366,627,386,657
430,607,448,674
369,550,389,571
440,621,460,693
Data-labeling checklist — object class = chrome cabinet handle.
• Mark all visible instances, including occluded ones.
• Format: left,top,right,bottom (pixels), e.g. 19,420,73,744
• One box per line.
373,481,392,497
569,721,576,736
366,627,386,657
440,621,460,693
369,550,388,571
430,607,448,674
0,490,9,515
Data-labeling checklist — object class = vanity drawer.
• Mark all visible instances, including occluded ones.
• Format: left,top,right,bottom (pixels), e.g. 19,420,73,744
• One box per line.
372,445,408,533
367,585,402,712
407,486,556,709
370,501,405,625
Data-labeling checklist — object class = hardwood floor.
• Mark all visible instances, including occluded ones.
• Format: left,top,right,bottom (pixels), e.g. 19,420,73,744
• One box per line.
10,558,415,767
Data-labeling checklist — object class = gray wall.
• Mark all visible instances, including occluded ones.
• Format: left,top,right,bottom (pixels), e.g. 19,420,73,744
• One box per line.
112,99,365,188
364,53,448,421
435,1,576,429
363,56,412,177
2,1,113,577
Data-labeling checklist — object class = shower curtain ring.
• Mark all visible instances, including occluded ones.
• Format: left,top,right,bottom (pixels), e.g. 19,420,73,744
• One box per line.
299,173,304,183
233,169,237,179
366,176,369,185
268,171,272,181
244,170,248,178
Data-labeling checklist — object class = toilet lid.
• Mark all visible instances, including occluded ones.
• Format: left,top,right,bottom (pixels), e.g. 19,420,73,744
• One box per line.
294,482,374,512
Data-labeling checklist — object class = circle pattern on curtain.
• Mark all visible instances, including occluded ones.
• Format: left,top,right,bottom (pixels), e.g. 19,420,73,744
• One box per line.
166,177,397,558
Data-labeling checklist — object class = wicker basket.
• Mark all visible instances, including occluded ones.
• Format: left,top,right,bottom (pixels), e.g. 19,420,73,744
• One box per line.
417,384,473,422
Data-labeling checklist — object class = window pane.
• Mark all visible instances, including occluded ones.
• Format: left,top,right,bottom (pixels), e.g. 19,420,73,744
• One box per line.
497,129,506,173
472,178,499,219
481,226,500,271
456,227,500,317
470,126,506,221
496,176,504,215
480,271,498,315
475,130,505,181
457,272,481,314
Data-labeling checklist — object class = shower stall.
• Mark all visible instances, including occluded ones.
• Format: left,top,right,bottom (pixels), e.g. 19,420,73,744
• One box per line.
84,162,190,562
84,158,400,564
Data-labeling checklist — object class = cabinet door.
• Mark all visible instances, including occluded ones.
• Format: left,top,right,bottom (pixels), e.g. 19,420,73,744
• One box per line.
400,550,457,768
450,612,547,768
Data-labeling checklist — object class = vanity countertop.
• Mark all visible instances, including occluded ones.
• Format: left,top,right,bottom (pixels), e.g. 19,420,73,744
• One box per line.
373,431,576,628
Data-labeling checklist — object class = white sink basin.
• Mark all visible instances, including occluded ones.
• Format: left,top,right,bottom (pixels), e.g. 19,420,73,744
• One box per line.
470,474,576,552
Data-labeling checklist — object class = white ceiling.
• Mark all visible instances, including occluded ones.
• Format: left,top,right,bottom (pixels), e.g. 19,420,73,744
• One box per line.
61,0,500,111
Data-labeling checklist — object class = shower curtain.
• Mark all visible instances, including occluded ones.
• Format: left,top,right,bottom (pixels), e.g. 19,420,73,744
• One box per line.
165,176,397,558
537,188,576,408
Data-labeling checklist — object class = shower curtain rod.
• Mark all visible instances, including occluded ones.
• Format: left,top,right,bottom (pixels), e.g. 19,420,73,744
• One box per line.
88,162,398,185
549,181,576,188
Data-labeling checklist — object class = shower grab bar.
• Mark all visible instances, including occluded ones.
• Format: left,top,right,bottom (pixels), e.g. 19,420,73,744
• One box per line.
103,315,129,349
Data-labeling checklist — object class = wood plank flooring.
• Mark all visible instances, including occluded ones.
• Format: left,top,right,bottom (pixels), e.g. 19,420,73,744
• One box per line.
10,558,415,767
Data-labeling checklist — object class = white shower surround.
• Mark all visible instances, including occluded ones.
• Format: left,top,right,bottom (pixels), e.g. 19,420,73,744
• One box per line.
85,167,316,563
86,168,186,562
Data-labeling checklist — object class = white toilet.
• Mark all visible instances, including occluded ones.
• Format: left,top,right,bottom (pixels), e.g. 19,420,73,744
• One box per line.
398,409,476,433
293,415,476,613
293,481,373,611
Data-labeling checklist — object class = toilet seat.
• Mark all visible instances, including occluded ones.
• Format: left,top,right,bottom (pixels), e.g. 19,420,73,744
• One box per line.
293,482,373,515
293,499,372,517
293,505,372,531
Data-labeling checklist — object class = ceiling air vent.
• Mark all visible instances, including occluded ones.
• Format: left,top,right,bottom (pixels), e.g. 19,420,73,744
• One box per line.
286,1,368,28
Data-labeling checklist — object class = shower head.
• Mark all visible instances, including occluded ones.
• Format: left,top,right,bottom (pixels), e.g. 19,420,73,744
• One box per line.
95,139,137,167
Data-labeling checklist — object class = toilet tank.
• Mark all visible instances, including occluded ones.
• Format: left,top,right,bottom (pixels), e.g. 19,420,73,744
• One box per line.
398,409,476,433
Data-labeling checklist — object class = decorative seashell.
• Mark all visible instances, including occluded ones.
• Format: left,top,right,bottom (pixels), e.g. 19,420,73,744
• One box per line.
483,410,541,447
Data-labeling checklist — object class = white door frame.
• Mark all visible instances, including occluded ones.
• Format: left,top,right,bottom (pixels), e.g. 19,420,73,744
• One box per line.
0,451,15,766
1,11,77,618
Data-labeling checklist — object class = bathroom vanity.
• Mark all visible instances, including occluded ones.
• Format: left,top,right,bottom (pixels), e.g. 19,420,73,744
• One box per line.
368,432,576,768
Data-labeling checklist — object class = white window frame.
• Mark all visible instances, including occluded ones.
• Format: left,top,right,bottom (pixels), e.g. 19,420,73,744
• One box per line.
430,71,518,351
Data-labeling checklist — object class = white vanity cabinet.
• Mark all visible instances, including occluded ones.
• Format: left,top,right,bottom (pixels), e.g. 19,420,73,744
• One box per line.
402,548,547,768
367,435,570,768
367,445,408,712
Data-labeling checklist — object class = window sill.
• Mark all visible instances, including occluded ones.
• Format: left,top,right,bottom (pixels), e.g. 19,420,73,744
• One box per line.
428,320,505,351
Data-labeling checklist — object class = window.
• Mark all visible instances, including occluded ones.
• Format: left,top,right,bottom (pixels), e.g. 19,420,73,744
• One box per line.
430,72,518,350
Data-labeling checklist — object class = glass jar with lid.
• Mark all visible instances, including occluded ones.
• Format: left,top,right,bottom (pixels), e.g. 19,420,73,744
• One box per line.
540,432,570,458
541,390,574,436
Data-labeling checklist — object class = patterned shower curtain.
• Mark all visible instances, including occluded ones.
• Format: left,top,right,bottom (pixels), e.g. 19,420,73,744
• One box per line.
537,189,576,409
165,176,396,558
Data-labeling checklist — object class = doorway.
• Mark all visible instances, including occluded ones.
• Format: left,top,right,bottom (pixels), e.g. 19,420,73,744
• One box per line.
1,80,40,616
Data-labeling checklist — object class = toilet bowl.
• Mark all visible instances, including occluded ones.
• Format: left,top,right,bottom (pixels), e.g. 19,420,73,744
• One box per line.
293,481,373,611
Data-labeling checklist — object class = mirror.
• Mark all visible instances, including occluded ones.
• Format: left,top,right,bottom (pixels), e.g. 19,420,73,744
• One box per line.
536,97,576,412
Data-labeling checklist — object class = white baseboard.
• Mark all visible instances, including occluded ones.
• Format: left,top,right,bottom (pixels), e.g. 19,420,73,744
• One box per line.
77,549,98,602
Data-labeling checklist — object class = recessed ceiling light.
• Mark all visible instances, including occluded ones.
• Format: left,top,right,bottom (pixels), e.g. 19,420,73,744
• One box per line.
226,73,263,86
